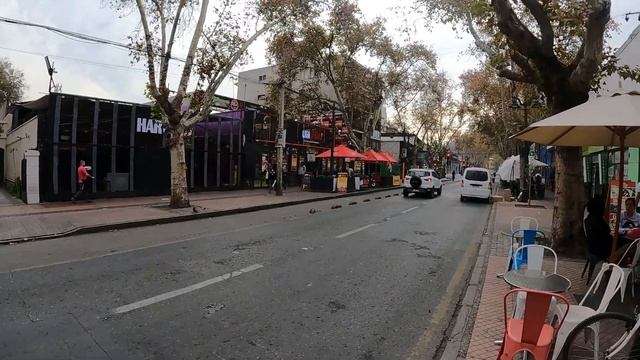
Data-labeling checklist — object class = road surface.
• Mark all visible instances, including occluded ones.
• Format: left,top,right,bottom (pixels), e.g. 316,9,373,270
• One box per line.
0,185,491,359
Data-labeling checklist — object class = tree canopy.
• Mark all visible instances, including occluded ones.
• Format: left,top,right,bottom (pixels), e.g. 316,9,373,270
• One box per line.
0,58,24,105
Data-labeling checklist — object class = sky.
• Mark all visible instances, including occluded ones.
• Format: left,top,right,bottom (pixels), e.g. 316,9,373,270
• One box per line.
1,0,640,104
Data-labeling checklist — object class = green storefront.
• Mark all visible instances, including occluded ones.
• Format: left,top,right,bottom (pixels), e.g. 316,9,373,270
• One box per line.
583,146,639,199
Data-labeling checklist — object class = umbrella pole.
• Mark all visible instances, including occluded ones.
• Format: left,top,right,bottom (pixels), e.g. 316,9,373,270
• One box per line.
610,132,626,262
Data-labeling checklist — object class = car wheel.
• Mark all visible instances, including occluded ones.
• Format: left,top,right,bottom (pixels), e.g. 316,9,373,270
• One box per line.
438,186,443,196
460,195,464,202
426,191,433,199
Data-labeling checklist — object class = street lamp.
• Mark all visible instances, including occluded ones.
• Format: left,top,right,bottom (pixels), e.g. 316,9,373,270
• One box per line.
511,93,545,205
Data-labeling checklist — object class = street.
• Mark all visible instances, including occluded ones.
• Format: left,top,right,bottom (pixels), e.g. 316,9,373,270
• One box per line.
0,185,490,360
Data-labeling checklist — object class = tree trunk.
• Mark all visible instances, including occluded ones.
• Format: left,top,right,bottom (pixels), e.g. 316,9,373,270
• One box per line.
551,146,585,254
168,127,190,208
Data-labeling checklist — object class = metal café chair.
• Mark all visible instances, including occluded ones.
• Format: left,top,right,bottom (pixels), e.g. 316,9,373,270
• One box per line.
499,229,548,277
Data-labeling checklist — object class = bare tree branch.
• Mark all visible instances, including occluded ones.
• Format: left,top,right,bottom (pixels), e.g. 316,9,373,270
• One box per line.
184,20,277,128
521,0,554,55
491,0,543,59
173,0,210,109
160,0,186,89
569,0,610,91
465,12,496,58
135,0,160,99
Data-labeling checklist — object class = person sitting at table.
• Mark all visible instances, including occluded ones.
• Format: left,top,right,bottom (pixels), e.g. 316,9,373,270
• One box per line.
585,196,612,261
620,197,640,234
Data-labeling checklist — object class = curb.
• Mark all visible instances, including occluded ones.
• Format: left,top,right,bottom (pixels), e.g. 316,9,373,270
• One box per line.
0,186,402,245
438,201,497,359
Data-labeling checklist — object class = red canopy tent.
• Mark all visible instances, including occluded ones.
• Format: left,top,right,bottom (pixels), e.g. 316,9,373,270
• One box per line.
316,145,365,159
378,151,398,163
362,149,389,162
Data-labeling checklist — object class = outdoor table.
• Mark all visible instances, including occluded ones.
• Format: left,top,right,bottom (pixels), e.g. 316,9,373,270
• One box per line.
503,269,571,293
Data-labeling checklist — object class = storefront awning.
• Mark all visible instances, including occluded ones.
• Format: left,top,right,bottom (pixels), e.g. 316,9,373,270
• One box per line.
316,145,366,159
378,151,398,163
362,149,389,162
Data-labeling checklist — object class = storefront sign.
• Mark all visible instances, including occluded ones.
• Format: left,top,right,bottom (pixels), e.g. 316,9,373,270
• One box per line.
307,153,316,162
393,175,401,186
302,129,311,140
136,117,164,134
608,179,637,229
230,99,239,111
337,173,348,192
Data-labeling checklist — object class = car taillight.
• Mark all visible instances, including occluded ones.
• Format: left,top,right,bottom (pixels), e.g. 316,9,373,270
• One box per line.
404,176,409,181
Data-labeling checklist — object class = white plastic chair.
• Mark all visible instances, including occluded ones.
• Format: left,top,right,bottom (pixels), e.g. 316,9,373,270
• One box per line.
511,216,539,233
617,237,640,301
551,263,625,360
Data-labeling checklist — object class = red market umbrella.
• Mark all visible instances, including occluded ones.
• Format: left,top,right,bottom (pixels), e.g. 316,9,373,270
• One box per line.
379,151,398,163
316,145,365,159
362,149,389,162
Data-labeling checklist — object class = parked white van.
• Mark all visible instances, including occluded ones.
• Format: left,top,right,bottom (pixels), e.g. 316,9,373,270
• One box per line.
460,167,492,203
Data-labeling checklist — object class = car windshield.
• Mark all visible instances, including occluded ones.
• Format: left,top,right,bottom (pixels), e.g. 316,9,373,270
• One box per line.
465,170,489,181
408,170,428,177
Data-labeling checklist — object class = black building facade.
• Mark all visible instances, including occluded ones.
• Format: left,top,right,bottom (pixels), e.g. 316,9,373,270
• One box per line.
11,92,269,202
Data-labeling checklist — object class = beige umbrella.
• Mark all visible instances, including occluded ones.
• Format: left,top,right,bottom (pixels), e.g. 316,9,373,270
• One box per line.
512,90,640,259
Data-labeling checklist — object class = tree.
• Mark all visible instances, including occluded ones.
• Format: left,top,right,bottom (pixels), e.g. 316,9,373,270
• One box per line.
267,0,387,149
0,58,24,105
111,0,312,208
460,65,546,195
411,72,466,171
415,0,640,253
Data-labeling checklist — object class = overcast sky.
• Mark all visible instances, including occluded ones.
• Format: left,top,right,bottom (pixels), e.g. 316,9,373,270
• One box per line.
1,0,639,104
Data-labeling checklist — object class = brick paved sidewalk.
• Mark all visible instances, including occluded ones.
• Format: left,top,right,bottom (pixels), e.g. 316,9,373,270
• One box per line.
463,201,591,359
0,187,404,243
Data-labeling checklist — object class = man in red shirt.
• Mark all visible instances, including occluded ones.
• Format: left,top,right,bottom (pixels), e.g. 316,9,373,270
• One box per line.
71,160,94,201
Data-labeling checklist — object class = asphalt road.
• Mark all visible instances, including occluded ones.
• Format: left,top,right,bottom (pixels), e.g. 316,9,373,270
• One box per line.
0,184,491,360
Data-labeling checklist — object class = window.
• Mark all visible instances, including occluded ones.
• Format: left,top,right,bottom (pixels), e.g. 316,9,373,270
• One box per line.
408,170,427,177
465,170,489,181
257,94,266,101
258,74,266,81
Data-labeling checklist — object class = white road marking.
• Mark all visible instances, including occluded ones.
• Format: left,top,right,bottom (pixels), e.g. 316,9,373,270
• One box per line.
336,224,376,238
401,206,419,214
111,264,264,314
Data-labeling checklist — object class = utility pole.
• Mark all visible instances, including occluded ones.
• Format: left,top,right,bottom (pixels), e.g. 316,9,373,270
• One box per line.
276,84,285,196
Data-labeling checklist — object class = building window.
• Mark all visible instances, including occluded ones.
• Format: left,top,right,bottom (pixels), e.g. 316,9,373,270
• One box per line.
257,94,266,101
258,74,266,81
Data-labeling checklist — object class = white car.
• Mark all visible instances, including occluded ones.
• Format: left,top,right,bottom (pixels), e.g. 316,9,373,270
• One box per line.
460,167,492,203
402,169,443,198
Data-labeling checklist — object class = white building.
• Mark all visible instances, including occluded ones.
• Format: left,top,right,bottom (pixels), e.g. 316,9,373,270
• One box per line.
596,23,640,96
237,65,339,106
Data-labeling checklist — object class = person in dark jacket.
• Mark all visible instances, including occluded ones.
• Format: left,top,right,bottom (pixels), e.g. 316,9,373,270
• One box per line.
584,196,612,260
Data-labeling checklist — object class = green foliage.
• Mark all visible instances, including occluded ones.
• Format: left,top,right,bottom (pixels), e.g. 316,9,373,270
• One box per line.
0,58,24,105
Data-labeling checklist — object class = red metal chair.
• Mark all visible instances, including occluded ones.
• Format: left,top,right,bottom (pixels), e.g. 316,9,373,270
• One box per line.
497,289,570,360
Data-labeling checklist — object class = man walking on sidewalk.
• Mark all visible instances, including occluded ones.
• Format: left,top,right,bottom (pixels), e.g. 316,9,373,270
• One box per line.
71,160,93,201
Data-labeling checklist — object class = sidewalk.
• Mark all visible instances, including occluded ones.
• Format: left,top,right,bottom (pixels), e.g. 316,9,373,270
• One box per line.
441,198,592,359
0,186,404,244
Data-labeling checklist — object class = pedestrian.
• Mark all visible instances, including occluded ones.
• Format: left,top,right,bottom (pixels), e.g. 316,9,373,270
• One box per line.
71,160,93,201
451,170,455,181
298,162,307,190
267,164,277,193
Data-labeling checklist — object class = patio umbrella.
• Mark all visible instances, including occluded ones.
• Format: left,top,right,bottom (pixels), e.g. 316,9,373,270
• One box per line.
378,151,399,163
316,145,365,159
362,149,389,163
497,155,548,181
512,90,640,258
